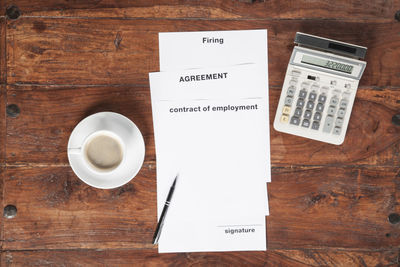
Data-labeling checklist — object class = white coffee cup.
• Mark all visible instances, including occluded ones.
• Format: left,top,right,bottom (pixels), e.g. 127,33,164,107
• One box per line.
67,112,145,189
68,130,126,174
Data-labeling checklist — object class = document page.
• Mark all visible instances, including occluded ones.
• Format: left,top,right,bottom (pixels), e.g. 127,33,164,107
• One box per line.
159,29,271,184
149,64,268,253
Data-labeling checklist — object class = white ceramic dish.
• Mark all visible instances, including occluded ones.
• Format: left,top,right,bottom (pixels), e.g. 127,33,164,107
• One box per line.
67,112,145,189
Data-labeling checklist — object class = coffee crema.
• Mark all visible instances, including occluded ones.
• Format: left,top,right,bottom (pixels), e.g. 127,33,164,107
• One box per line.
84,134,123,172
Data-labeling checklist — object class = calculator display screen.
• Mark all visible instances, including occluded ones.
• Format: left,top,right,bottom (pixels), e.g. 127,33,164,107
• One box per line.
301,55,353,74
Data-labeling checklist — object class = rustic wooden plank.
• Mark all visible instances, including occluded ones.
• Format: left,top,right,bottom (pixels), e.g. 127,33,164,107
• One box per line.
6,85,154,165
6,18,400,86
0,17,5,83
267,166,400,249
0,86,4,249
6,85,400,166
3,166,156,250
1,249,399,266
0,85,5,162
2,0,400,21
0,166,3,250
3,166,399,250
271,86,400,166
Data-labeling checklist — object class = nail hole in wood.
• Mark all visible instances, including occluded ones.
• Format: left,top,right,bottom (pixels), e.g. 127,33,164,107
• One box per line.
388,213,400,224
395,10,400,22
6,104,20,118
6,5,20,20
392,114,400,126
4,205,17,219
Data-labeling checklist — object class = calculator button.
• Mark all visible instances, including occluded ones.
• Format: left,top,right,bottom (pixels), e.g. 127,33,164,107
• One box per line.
345,83,351,89
318,94,327,103
330,80,337,86
287,86,296,97
335,118,343,127
289,80,297,86
339,99,348,109
316,103,324,112
323,115,334,133
311,84,319,91
306,101,315,110
343,91,351,99
333,127,342,135
296,98,305,108
327,106,337,116
333,90,342,97
309,91,317,101
294,107,303,117
337,108,346,118
321,86,329,94
299,90,307,98
280,114,289,123
282,106,291,114
285,96,293,106
301,119,310,128
314,112,322,121
301,82,310,89
290,116,300,125
304,109,312,119
311,121,320,130
291,70,301,76
330,97,339,106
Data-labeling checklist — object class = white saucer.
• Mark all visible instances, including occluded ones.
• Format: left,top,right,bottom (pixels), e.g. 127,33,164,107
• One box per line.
67,112,145,189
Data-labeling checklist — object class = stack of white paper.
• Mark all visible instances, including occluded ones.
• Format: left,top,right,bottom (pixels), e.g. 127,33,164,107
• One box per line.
149,30,271,253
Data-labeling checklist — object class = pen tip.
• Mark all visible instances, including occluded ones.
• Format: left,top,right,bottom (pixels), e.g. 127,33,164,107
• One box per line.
173,175,178,186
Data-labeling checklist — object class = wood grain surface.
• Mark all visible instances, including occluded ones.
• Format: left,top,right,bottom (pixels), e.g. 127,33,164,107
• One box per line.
5,18,400,86
2,165,400,251
2,0,399,20
1,0,400,266
1,249,399,267
0,18,5,83
5,85,400,166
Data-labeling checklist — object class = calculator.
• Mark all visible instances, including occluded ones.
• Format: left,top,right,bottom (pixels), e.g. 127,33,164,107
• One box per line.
273,32,367,145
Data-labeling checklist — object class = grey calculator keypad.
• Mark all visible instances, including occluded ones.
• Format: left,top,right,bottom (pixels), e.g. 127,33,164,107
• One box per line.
339,99,348,109
294,107,302,117
302,119,310,128
306,101,314,110
314,112,322,121
304,110,312,119
297,98,305,108
316,103,324,112
323,115,334,133
299,90,307,98
330,97,339,106
290,116,300,125
318,94,327,103
309,91,317,101
335,118,343,127
311,121,320,130
327,106,337,116
287,86,296,97
333,127,342,135
280,79,350,137
285,96,293,106
337,108,346,118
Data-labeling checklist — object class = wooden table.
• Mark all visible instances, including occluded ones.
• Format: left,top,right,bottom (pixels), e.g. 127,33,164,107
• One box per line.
0,1,399,266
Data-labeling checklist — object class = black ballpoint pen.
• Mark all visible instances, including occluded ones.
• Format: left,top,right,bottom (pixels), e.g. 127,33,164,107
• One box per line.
152,175,178,245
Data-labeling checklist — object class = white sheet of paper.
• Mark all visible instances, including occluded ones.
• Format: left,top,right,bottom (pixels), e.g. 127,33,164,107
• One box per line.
150,64,268,253
159,29,271,184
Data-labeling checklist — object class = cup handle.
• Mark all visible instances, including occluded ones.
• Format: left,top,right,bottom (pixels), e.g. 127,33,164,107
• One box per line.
68,148,82,155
